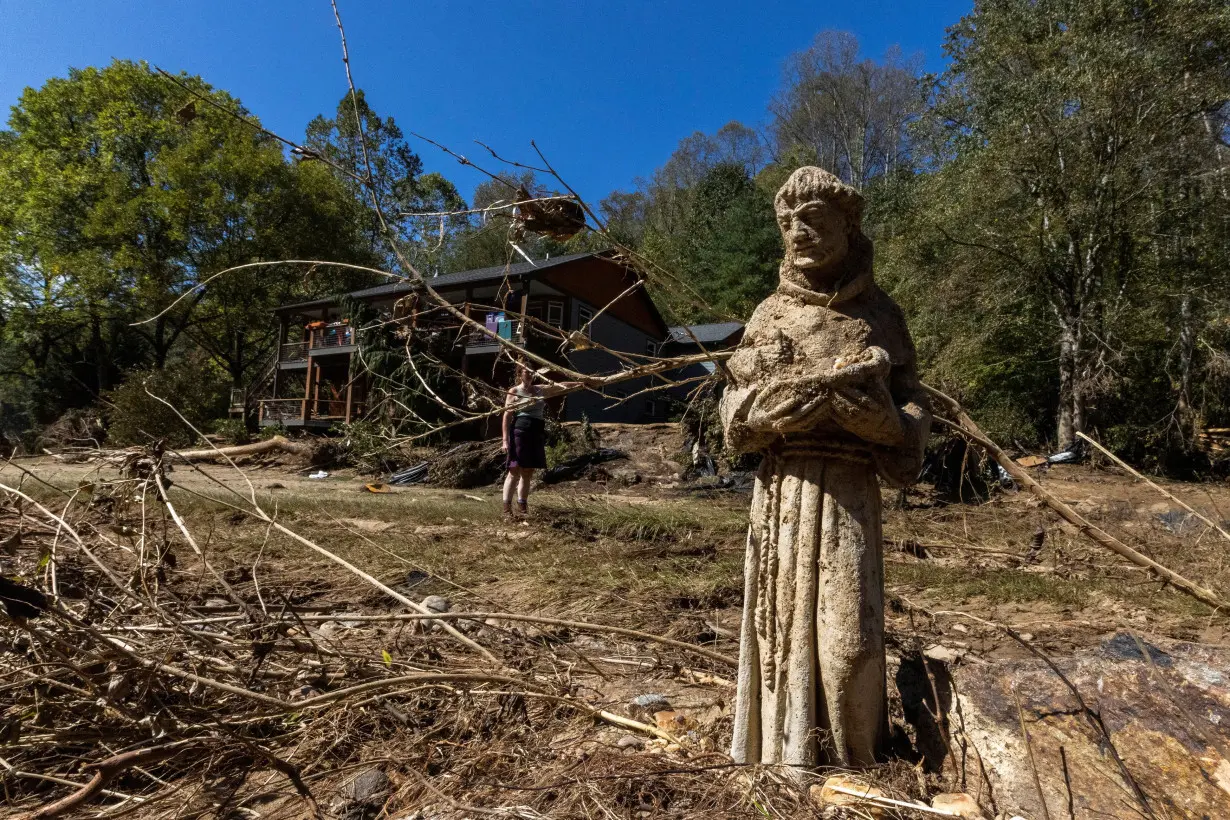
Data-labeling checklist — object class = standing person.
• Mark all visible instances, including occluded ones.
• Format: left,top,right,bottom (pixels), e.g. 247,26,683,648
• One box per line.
501,364,580,516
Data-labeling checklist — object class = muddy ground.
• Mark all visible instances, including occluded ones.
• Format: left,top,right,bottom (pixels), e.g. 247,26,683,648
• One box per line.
3,428,1230,818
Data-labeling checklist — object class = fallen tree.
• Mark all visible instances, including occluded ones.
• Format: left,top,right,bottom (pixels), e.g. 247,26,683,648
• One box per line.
170,435,313,462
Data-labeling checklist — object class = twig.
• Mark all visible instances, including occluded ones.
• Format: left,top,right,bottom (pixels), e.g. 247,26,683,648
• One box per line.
23,745,182,819
294,610,736,666
1076,431,1230,544
1012,685,1053,820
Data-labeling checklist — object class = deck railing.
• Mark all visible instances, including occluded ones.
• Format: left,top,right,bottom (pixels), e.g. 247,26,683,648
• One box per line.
259,399,306,423
310,399,365,420
309,325,354,349
467,319,521,347
280,342,309,362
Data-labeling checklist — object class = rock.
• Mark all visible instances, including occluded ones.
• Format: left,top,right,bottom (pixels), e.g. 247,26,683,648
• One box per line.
344,768,389,801
1157,508,1202,535
421,595,450,613
947,634,1230,818
335,767,391,820
810,776,885,816
653,710,679,731
930,792,987,818
630,693,671,718
293,684,323,700
616,734,646,749
923,644,964,664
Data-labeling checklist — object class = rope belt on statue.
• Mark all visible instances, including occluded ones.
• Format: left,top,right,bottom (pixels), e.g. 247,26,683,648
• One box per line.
772,439,874,465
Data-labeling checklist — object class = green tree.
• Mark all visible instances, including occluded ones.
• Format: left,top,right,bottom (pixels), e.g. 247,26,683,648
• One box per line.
305,91,465,271
0,60,374,434
867,0,1230,469
674,163,781,320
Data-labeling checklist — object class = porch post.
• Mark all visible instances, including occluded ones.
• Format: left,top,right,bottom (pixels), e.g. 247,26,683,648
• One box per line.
344,358,354,423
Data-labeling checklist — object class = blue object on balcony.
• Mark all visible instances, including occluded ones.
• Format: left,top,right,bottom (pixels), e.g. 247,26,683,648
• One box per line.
497,320,513,340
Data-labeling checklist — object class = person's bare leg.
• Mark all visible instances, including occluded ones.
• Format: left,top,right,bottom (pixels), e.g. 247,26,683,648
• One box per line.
517,468,534,514
502,468,518,515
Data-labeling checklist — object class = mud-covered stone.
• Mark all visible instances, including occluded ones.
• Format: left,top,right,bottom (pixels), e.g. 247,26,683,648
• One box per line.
947,633,1230,818
333,767,391,820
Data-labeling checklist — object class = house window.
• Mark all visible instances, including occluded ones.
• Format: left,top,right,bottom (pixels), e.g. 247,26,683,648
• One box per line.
526,300,544,321
547,300,565,328
577,304,594,328
646,399,658,417
646,339,658,356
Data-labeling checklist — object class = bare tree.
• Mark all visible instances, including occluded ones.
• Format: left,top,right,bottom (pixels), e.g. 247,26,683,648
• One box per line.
769,31,924,190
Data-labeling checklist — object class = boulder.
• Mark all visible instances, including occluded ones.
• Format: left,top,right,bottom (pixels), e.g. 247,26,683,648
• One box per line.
945,633,1230,818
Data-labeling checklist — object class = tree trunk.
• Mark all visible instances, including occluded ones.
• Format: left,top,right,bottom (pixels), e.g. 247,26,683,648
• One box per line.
1177,290,1196,440
1056,310,1080,448
172,435,312,462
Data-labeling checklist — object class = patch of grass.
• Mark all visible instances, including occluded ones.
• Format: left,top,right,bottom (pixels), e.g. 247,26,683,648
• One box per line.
888,562,1089,608
538,498,746,543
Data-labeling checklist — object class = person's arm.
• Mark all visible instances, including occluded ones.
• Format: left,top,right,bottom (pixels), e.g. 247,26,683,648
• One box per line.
502,389,515,451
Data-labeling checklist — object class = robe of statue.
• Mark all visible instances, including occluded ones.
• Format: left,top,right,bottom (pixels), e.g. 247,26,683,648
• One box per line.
720,242,930,769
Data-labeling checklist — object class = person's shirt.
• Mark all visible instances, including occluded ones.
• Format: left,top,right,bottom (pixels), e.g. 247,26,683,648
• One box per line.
510,384,545,420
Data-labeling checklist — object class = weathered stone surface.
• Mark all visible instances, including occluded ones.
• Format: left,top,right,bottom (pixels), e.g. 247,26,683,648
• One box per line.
333,767,391,820
421,595,450,613
947,633,1230,819
721,166,929,770
929,792,988,818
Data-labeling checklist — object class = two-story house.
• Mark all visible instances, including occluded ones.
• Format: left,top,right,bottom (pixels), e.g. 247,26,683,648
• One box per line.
251,251,708,433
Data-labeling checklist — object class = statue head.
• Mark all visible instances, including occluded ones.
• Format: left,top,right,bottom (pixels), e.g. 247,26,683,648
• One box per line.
775,167,865,290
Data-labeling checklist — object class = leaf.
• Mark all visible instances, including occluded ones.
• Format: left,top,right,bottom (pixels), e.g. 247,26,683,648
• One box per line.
36,551,51,572
381,649,392,667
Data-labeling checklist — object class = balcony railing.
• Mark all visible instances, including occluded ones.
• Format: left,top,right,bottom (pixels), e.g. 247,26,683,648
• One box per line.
468,320,521,347
260,399,306,422
309,325,354,349
311,399,365,420
280,342,308,362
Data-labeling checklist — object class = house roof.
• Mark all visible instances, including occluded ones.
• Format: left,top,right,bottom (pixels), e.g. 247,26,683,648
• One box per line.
273,251,671,338
346,251,595,301
666,321,744,345
274,252,595,314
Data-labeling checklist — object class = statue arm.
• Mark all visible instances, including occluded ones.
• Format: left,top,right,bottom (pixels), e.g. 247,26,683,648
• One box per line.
719,344,778,454
872,354,931,487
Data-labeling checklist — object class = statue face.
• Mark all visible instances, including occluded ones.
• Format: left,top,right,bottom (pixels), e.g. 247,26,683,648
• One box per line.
778,200,850,273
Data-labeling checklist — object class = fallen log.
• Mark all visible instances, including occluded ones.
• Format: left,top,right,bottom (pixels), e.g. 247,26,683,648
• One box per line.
922,384,1230,613
172,435,312,462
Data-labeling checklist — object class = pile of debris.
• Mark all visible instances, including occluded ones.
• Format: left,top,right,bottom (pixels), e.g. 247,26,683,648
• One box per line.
0,450,837,818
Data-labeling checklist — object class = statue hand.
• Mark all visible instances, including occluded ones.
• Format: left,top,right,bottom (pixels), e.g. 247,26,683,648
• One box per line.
829,379,905,447
747,380,831,431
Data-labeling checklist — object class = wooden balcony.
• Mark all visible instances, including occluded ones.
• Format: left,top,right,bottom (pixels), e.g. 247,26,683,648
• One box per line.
308,324,354,352
466,319,521,353
275,326,353,367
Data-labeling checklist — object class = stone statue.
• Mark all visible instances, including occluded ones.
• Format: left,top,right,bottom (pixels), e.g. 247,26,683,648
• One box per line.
720,167,930,769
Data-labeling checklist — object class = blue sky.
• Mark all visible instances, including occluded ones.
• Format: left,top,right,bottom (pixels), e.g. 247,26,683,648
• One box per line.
2,1,970,205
